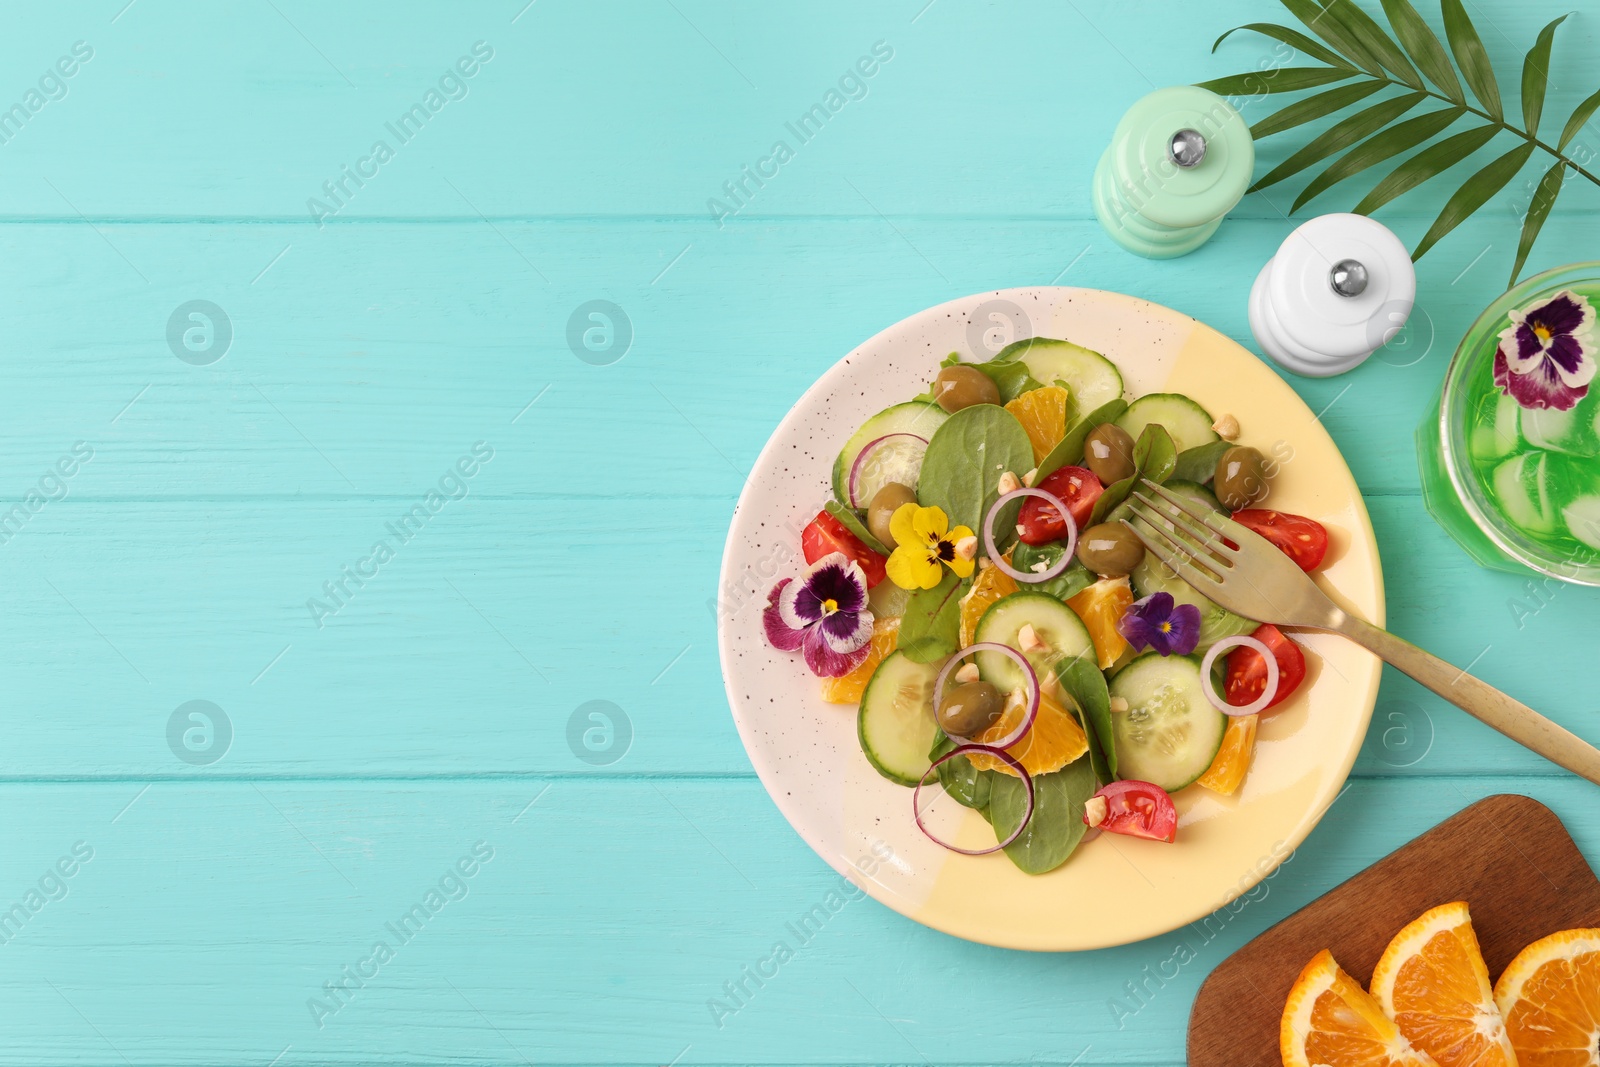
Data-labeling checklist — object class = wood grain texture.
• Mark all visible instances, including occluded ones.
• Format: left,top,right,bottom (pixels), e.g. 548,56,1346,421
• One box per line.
1188,795,1600,1067
1,0,1597,1063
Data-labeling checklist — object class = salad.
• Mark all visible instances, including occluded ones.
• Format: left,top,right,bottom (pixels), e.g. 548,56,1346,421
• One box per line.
761,337,1333,875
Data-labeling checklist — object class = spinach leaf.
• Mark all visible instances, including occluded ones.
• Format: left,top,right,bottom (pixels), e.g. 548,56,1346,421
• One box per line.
1008,541,1095,600
1055,653,1115,783
930,732,992,812
1088,422,1176,525
897,571,966,663
987,755,1098,874
1036,398,1129,482
823,499,889,556
1171,439,1232,485
917,404,1035,547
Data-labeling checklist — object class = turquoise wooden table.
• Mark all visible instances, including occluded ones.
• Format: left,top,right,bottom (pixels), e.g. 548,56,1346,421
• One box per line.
1,1,1597,1064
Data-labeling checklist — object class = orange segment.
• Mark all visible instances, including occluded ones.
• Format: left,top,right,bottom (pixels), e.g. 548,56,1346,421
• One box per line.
965,685,1088,777
1065,577,1133,670
1370,902,1517,1067
959,558,1018,648
1196,713,1257,796
1005,385,1071,466
820,617,899,705
1494,927,1600,1067
1282,949,1440,1067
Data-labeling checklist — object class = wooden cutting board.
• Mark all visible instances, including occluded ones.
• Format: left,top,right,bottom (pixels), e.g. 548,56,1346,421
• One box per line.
1188,794,1600,1067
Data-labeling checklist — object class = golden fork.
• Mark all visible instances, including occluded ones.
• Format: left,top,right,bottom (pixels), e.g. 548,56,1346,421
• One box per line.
1122,478,1600,786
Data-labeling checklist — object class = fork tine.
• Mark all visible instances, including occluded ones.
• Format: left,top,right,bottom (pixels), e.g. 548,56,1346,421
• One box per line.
1121,513,1226,590
1138,479,1239,556
1127,489,1232,568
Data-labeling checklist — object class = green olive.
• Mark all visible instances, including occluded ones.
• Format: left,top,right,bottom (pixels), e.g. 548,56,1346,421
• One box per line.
938,679,1005,737
1084,423,1137,485
1214,445,1269,511
867,482,917,548
932,364,1001,413
1075,522,1145,577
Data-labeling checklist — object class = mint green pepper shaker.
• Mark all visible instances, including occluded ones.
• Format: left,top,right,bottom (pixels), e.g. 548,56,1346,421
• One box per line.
1092,86,1254,259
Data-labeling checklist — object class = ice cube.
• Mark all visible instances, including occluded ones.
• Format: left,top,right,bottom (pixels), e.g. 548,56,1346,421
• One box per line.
1491,452,1558,534
1521,387,1600,458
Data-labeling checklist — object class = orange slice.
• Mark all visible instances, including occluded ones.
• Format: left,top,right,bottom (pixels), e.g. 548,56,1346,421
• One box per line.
1283,949,1440,1067
1005,385,1071,466
820,617,899,705
965,685,1088,777
1494,927,1600,1067
959,558,1018,648
1370,902,1516,1067
1195,713,1257,796
1065,577,1133,670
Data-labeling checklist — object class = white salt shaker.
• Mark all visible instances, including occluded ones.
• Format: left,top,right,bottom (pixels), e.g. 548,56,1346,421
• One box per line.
1248,213,1416,377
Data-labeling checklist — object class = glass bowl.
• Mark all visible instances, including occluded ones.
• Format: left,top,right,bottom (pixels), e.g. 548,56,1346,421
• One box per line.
1417,261,1600,586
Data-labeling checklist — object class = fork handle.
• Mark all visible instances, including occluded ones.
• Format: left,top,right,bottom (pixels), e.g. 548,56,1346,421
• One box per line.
1335,615,1600,786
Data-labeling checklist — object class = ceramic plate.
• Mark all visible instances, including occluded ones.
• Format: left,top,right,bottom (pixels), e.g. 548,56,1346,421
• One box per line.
716,287,1385,951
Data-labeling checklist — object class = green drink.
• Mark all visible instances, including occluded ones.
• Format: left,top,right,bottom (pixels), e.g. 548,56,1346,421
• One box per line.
1418,263,1600,585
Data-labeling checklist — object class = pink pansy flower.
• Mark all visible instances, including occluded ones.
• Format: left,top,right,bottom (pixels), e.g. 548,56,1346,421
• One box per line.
762,552,874,677
1493,289,1596,412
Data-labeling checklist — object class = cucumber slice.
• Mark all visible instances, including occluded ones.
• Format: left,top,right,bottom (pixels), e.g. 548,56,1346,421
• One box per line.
1563,495,1600,551
1108,653,1227,792
998,339,1124,413
1491,452,1557,535
1163,479,1224,515
1130,552,1256,654
972,591,1095,694
1116,393,1219,454
858,651,942,786
831,402,949,504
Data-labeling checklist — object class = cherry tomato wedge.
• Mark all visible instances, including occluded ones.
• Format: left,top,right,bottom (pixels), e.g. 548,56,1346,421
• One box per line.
1231,509,1329,571
1224,623,1306,715
801,510,887,588
1084,780,1178,843
1017,466,1103,545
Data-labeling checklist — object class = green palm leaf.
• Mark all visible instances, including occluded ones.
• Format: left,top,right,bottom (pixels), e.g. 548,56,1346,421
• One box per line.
1378,0,1463,102
1277,0,1384,74
1440,0,1501,120
1212,23,1356,70
1521,15,1567,135
1559,87,1600,151
1353,123,1498,214
1196,67,1356,96
1250,80,1386,139
1412,142,1535,260
1252,91,1427,192
1321,0,1422,88
1294,106,1464,211
1509,160,1566,285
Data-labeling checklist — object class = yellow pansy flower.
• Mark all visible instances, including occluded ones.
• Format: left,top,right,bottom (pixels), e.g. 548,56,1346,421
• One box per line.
885,503,976,590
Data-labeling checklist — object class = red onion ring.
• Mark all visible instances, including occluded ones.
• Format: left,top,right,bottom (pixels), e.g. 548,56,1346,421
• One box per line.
1200,635,1279,717
932,642,1040,749
983,487,1077,584
913,744,1035,855
847,433,928,507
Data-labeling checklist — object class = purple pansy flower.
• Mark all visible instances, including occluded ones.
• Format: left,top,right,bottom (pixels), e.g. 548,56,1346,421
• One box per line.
763,552,875,677
1116,592,1201,657
1493,289,1596,412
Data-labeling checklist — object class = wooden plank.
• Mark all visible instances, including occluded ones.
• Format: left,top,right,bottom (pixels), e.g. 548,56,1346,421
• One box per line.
0,216,1586,501
1188,795,1600,1067
0,496,1588,777
0,776,1596,1066
0,1,1589,220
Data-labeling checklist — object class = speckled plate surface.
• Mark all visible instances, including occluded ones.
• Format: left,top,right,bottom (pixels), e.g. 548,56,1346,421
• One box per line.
716,287,1385,951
